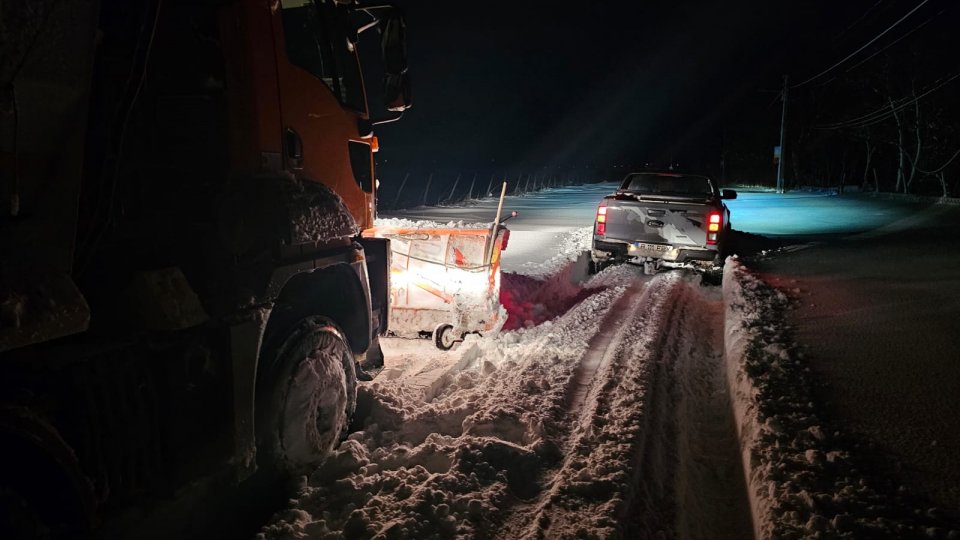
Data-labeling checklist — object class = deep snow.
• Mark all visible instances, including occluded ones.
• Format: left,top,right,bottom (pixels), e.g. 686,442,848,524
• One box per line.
258,185,960,539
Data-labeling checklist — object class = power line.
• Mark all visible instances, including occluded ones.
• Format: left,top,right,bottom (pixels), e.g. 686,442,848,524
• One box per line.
818,73,957,129
815,70,960,130
844,8,946,73
791,0,930,89
834,0,886,42
904,145,960,175
838,72,960,129
817,87,918,128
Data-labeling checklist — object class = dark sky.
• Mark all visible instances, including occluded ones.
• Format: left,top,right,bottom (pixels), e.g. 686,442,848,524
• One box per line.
372,0,945,177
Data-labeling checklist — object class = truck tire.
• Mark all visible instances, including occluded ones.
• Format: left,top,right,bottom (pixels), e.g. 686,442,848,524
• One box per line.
258,317,357,471
588,256,612,275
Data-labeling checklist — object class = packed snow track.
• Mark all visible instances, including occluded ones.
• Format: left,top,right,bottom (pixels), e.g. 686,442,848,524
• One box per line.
261,262,752,539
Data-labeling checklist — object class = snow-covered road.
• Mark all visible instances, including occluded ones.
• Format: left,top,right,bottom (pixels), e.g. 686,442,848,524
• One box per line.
260,185,960,539
262,262,753,539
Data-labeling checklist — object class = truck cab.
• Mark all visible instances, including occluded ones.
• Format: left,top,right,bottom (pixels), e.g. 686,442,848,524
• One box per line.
0,0,410,536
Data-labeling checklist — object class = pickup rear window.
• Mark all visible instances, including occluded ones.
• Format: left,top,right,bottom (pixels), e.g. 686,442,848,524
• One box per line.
620,173,712,197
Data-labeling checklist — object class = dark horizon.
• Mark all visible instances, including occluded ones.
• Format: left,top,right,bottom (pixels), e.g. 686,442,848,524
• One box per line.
372,0,956,186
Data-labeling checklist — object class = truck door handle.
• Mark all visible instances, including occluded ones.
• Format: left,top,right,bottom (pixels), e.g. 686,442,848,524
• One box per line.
284,128,303,170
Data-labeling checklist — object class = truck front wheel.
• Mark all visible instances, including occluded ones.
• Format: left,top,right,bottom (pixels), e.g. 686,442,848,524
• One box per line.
259,317,357,471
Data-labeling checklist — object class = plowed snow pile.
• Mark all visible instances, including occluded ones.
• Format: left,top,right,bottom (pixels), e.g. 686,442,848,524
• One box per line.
723,257,958,539
259,263,632,538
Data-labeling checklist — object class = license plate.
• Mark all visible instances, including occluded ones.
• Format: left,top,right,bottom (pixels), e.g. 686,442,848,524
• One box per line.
630,242,669,255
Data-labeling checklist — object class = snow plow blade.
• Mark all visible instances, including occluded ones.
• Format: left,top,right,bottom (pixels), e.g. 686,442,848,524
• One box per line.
363,224,509,347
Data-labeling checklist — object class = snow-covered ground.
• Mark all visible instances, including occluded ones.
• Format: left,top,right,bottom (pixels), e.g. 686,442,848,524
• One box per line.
259,185,960,539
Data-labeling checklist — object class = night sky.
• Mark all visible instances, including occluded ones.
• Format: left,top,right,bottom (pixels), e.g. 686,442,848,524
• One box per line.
372,0,954,181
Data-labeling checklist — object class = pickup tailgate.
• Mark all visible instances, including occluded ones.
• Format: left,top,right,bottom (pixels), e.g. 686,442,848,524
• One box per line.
603,197,711,248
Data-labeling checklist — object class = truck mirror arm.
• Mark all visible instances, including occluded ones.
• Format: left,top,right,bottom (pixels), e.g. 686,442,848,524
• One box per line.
372,111,404,126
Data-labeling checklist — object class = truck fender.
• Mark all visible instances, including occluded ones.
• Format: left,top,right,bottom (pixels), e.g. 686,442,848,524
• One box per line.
263,263,371,359
0,406,97,534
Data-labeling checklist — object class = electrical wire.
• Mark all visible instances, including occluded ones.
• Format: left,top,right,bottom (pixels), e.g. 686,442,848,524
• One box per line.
815,70,960,130
846,71,960,128
792,0,930,89
903,145,960,175
817,87,917,128
843,8,945,73
834,0,886,41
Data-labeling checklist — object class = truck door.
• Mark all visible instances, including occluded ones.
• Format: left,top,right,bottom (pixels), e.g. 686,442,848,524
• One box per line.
271,0,375,230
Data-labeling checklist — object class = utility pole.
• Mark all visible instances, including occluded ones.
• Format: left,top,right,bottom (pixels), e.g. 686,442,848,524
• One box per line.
776,74,788,194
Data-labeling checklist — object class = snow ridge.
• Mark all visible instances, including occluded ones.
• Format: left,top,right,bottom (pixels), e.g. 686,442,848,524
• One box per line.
723,257,954,539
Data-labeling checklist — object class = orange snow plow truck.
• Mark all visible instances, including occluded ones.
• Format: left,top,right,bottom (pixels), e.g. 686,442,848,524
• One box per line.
1,0,414,535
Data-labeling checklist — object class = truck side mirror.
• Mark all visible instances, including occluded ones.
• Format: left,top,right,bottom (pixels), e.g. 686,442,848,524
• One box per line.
381,12,411,111
721,189,737,200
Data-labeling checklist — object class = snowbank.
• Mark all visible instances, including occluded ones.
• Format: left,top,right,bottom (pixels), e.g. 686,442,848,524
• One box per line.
722,257,957,539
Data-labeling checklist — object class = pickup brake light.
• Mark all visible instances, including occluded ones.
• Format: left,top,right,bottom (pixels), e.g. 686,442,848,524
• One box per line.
596,203,607,236
706,211,722,245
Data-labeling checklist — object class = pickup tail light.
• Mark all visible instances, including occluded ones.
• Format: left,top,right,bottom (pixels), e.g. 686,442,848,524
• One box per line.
706,211,722,245
595,203,607,236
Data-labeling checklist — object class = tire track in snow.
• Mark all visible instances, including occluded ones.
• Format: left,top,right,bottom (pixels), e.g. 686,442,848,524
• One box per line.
563,276,651,418
499,272,677,538
663,280,753,540
506,271,753,539
630,275,753,540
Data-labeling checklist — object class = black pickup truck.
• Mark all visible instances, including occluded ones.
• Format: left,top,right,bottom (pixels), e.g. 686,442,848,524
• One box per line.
591,171,736,271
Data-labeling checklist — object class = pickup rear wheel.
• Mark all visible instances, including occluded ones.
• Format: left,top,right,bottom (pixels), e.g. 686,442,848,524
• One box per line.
259,317,357,471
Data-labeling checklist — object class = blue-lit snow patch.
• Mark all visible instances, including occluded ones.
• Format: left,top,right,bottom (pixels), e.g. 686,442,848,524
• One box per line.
725,191,923,237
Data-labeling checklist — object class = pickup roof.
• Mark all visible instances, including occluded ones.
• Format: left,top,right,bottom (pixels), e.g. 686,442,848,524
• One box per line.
591,171,736,269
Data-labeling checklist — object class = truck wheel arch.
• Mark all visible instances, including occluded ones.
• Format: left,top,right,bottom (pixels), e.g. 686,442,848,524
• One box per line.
0,407,97,536
262,263,371,360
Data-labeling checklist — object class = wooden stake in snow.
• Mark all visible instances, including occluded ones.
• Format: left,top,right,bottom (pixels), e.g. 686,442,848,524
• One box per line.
493,181,507,228
487,181,508,264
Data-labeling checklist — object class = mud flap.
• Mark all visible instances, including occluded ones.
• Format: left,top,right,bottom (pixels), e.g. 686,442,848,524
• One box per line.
357,336,385,381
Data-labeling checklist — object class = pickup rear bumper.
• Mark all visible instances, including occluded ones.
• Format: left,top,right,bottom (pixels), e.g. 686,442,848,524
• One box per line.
592,238,718,263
